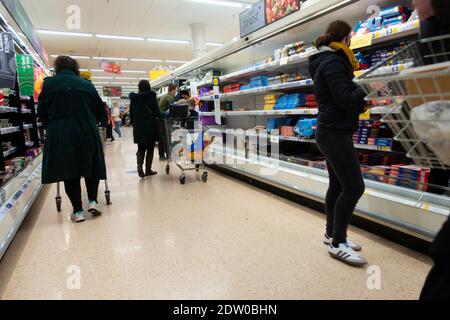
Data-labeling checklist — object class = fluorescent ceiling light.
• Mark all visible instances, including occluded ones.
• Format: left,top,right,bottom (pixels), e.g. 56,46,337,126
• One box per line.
92,57,129,61
206,42,223,46
130,58,163,62
110,82,131,85
38,30,93,37
147,38,190,44
91,69,105,72
184,0,243,8
51,54,90,59
165,60,188,64
96,34,144,41
93,81,110,84
80,68,89,71
122,70,147,74
92,76,114,79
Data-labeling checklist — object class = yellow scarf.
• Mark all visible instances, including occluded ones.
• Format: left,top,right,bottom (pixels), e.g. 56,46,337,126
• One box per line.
328,42,360,71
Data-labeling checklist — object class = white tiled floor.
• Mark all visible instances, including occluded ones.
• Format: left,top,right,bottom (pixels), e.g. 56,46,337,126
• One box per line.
0,128,432,300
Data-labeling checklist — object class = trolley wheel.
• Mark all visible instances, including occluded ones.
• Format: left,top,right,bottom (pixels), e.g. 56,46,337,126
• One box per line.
105,191,111,205
179,175,186,185
201,172,208,183
166,165,170,175
56,197,62,213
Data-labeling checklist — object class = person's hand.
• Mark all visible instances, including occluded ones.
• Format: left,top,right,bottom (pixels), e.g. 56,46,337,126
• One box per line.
412,0,435,21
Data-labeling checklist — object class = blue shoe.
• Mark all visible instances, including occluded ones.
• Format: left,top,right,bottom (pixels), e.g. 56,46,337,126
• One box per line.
88,201,102,216
71,211,85,223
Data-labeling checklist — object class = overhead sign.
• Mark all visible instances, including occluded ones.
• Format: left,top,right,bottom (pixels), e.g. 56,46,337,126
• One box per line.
16,54,34,96
149,69,169,81
239,0,266,38
103,86,122,97
101,60,122,75
0,0,48,66
0,32,17,89
266,0,300,24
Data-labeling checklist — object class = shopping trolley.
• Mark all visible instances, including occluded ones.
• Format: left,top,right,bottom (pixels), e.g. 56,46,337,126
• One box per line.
355,34,450,170
163,104,210,185
55,126,112,212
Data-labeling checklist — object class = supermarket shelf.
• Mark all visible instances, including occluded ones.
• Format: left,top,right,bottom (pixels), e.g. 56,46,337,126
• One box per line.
3,147,18,158
200,108,318,117
25,141,34,147
0,126,20,135
23,124,34,130
200,79,314,101
0,107,17,113
21,109,32,114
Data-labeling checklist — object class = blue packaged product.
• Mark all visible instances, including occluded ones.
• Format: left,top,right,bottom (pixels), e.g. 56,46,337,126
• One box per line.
266,118,278,133
367,16,383,32
383,15,408,28
380,5,405,18
294,118,317,138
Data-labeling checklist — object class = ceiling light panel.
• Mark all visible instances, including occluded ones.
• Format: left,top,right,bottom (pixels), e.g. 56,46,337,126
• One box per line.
147,38,190,44
130,58,164,62
184,0,243,8
38,30,93,37
92,57,129,61
96,34,144,41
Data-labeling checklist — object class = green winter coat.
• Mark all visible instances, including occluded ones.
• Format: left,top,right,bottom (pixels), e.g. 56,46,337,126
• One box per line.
159,92,174,113
37,70,108,184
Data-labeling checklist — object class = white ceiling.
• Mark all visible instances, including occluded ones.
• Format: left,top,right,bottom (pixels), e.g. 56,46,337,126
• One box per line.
19,0,258,85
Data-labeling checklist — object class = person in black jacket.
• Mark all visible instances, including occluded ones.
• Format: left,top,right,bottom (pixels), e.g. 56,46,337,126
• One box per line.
129,80,162,178
308,20,367,267
414,0,450,300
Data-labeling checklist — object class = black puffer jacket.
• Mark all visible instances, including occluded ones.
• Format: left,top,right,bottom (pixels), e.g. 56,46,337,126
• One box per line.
308,48,366,133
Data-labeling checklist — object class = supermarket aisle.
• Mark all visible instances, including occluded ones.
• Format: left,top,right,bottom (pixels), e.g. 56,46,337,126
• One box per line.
0,128,432,300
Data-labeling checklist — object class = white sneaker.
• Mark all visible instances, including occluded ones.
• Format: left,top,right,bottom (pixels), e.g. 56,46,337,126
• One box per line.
324,234,362,252
88,201,102,216
328,243,367,267
71,211,85,223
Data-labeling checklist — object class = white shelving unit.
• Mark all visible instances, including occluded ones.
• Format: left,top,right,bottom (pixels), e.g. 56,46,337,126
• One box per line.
0,126,21,135
3,147,18,158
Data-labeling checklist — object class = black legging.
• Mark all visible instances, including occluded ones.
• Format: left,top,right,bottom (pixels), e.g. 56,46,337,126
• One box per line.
64,177,100,213
158,121,168,158
138,140,156,163
316,127,366,245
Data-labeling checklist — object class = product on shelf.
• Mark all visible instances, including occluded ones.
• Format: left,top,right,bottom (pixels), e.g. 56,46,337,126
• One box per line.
388,164,430,192
280,126,294,137
353,5,413,35
274,40,306,60
273,93,306,110
241,76,269,90
294,118,317,138
264,95,277,110
223,84,241,93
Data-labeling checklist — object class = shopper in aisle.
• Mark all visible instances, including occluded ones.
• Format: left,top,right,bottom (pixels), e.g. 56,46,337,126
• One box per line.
129,80,162,178
112,104,122,138
38,56,107,223
104,102,115,142
308,20,367,267
413,0,450,300
157,84,178,160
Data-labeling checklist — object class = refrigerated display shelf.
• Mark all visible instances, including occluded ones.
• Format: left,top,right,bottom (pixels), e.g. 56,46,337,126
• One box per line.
200,108,319,117
0,126,21,135
3,147,18,158
23,124,34,129
200,79,314,101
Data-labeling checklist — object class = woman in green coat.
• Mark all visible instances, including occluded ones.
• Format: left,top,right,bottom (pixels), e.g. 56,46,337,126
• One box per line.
38,56,107,223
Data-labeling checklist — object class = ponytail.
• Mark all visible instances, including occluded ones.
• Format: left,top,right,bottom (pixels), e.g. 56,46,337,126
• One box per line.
314,20,352,49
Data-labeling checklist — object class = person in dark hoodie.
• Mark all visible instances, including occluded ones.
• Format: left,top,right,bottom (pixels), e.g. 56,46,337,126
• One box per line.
129,80,162,178
413,0,450,300
308,20,367,267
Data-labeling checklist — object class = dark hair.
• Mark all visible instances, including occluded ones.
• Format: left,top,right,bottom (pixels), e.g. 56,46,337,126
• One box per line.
315,20,352,48
54,55,80,76
168,84,178,92
138,79,151,93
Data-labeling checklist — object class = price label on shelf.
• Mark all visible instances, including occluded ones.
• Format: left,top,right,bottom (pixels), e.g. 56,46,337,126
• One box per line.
350,33,373,49
377,146,391,152
270,135,280,144
280,57,289,66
